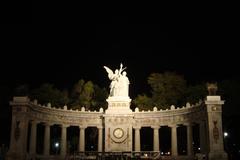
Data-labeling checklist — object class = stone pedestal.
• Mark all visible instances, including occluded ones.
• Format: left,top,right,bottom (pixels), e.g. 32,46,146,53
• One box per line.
205,96,228,160
105,96,132,114
104,96,133,152
6,97,29,160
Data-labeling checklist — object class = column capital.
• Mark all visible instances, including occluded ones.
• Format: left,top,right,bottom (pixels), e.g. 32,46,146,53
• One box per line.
43,122,53,126
97,126,103,129
133,126,141,130
30,120,39,125
184,122,193,126
61,124,69,128
151,125,160,129
168,124,178,128
79,125,87,129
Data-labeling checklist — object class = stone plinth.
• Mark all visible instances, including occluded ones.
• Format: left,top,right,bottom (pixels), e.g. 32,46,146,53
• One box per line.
104,96,133,152
205,96,228,160
105,96,132,114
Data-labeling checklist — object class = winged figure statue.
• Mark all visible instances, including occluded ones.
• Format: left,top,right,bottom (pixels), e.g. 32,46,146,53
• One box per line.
103,66,115,80
103,63,129,97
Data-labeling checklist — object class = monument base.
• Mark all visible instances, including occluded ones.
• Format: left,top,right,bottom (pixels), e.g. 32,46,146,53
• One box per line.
105,96,132,114
104,96,133,152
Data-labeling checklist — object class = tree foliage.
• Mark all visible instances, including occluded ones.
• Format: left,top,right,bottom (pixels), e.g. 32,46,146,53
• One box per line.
134,72,208,110
92,85,108,110
69,79,108,110
147,72,187,109
132,94,153,111
184,83,207,104
30,83,68,108
70,80,95,110
12,73,222,112
26,79,107,110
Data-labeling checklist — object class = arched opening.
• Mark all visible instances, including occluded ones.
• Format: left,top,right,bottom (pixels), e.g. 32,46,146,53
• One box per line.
141,127,153,151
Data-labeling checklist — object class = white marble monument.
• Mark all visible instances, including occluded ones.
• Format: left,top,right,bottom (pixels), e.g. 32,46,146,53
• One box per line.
103,63,132,114
103,63,133,151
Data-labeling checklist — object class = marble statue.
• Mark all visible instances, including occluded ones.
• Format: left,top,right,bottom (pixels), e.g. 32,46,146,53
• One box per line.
104,63,129,97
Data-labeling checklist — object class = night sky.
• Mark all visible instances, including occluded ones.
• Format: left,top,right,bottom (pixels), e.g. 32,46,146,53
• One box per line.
1,14,239,97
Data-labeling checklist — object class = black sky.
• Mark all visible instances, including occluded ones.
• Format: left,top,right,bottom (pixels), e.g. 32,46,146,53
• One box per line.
1,12,240,97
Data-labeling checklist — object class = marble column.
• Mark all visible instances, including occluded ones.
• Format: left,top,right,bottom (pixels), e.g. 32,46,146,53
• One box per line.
44,123,51,156
200,121,206,153
186,123,193,156
152,126,160,151
29,121,37,155
171,124,178,156
79,126,86,152
134,127,141,151
61,124,68,156
98,127,103,152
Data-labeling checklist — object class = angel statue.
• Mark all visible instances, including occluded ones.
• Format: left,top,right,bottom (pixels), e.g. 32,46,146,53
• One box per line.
103,63,129,97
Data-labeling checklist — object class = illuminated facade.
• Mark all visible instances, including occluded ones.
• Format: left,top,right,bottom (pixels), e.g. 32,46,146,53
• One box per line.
6,65,227,159
6,95,227,160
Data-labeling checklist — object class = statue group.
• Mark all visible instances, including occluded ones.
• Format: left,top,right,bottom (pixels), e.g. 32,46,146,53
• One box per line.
104,63,129,97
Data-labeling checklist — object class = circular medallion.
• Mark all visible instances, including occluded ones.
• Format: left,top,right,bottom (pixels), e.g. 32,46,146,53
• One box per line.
113,128,124,139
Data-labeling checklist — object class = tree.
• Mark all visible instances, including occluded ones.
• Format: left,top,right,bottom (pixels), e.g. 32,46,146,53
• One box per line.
79,81,95,110
184,83,207,104
30,83,68,108
70,80,108,111
70,79,85,101
133,94,153,111
147,72,187,109
70,80,95,110
92,85,108,110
